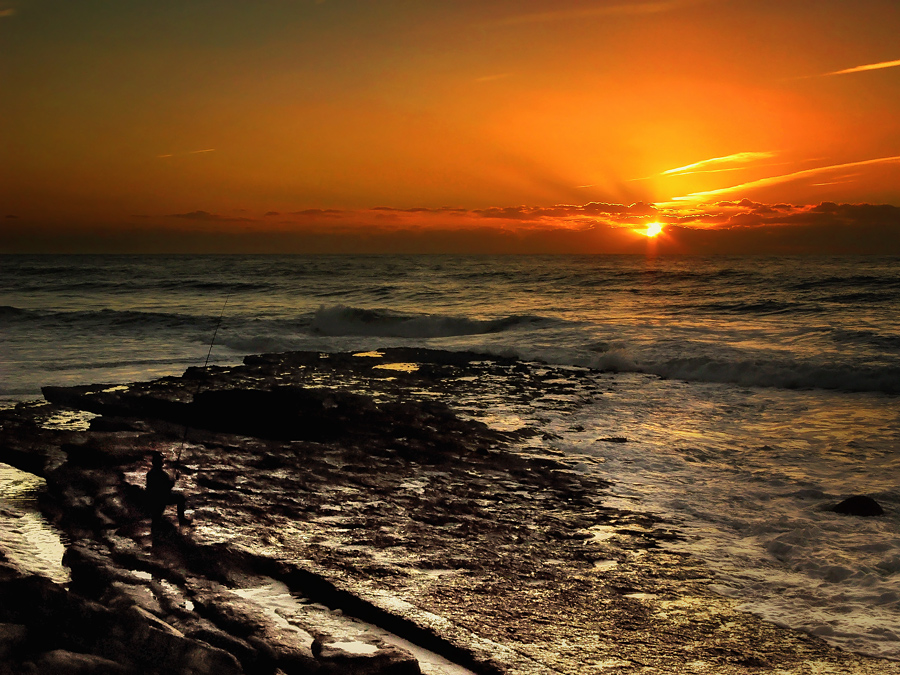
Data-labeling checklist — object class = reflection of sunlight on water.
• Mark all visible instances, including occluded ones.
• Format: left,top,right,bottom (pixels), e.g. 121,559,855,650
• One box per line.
373,362,419,373
0,463,69,583
0,465,44,501
472,413,526,432
41,409,98,431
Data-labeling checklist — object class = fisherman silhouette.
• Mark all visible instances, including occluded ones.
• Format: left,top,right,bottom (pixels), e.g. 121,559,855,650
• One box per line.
146,451,188,527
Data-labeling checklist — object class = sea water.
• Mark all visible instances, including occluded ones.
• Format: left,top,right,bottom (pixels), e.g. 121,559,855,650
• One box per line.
1,254,898,659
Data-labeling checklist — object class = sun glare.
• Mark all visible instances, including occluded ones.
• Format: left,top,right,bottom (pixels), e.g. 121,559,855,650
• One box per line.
642,222,664,237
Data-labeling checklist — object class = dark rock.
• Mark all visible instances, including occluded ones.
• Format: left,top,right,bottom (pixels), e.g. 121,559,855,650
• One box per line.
64,545,121,599
188,626,267,673
29,649,132,675
191,386,372,441
0,622,28,661
192,589,317,673
192,591,272,637
121,618,243,675
123,606,182,636
60,436,145,467
314,639,421,675
88,417,145,433
831,495,884,517
0,573,243,675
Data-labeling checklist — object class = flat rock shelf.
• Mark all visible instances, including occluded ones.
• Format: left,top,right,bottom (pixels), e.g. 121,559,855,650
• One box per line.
0,348,894,674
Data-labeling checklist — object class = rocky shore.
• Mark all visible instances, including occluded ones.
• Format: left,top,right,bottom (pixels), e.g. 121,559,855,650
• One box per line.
0,349,895,674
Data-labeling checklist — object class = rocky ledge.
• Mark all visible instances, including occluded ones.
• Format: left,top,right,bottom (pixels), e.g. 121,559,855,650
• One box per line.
0,349,895,674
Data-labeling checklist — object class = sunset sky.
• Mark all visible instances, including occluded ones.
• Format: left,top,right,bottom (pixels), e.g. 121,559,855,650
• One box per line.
2,0,899,253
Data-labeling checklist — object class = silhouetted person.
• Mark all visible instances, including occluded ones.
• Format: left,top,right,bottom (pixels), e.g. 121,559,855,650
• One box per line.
146,451,187,527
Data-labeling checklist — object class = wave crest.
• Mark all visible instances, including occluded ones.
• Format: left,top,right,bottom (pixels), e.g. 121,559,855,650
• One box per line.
581,347,900,394
309,305,553,339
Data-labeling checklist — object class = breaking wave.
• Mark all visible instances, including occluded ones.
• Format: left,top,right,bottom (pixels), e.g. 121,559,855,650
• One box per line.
309,305,556,339
581,343,900,394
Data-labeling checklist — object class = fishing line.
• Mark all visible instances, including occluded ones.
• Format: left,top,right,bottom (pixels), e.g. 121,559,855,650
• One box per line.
175,294,230,473
202,295,230,370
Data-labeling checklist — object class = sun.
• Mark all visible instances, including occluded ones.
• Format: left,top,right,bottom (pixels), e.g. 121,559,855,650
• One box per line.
641,222,664,237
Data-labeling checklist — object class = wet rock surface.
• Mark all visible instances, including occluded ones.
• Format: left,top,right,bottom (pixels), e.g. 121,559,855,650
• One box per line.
0,348,896,674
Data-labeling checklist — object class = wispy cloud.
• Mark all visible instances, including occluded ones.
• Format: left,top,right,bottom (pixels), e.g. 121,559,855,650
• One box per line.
809,180,851,187
825,58,900,77
491,0,702,26
474,73,513,83
661,151,775,176
0,8,16,18
158,149,216,159
809,172,861,188
672,155,900,202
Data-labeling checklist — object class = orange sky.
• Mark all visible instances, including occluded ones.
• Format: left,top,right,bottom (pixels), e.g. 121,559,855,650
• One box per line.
2,0,899,253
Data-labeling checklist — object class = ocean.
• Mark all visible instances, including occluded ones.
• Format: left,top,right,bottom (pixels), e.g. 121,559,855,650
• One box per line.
1,254,899,659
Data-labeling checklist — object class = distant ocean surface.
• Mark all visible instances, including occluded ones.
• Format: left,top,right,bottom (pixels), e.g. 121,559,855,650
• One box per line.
2,254,899,659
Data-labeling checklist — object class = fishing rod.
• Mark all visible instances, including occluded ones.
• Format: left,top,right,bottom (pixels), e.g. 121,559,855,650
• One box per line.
175,294,229,474
202,295,230,371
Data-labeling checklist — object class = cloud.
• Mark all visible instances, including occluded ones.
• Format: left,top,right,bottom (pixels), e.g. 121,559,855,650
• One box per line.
263,200,898,248
168,210,219,220
825,58,900,77
714,199,766,208
661,151,776,177
371,206,468,214
157,149,216,159
467,202,658,222
291,208,346,217
491,0,704,26
266,201,663,231
8,202,899,254
659,204,900,254
8,200,900,254
474,73,513,83
809,178,856,187
672,155,900,202
166,210,255,223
